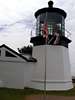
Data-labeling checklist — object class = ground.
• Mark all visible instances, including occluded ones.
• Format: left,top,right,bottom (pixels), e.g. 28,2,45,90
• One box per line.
25,95,75,100
0,84,75,100
24,84,75,100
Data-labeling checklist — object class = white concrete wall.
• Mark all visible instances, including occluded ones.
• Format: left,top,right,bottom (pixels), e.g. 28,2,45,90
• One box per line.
31,46,45,89
0,61,25,89
32,46,45,81
0,59,35,89
46,45,65,80
24,62,35,88
62,47,72,80
0,45,73,90
0,46,35,89
31,45,73,90
46,46,72,81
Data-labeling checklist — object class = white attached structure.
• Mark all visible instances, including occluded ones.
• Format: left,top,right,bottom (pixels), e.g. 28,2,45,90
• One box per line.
0,44,36,89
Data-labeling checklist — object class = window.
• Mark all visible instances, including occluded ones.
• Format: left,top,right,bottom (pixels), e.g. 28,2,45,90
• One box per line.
5,51,16,57
36,12,65,36
48,24,53,35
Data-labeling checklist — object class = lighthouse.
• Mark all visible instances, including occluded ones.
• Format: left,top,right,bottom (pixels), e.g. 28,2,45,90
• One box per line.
30,1,73,90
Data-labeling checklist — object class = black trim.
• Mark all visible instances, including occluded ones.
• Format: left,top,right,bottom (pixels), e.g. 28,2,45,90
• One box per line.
72,79,75,83
72,76,75,83
30,35,71,48
0,60,26,63
32,80,72,83
35,7,67,19
0,44,37,62
0,50,1,56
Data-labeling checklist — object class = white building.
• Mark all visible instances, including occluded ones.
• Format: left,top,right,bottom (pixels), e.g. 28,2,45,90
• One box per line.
0,44,36,89
0,44,73,90
0,1,73,90
30,1,73,90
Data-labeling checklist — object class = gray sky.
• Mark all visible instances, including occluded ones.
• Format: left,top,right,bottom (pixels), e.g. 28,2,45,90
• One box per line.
0,0,75,75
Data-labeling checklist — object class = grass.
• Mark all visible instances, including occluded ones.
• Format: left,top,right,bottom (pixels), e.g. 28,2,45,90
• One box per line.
0,88,24,100
24,85,75,96
0,85,75,100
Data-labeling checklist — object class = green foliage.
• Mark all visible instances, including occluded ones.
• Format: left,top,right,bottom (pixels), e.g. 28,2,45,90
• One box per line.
18,45,32,55
0,86,75,100
0,88,24,100
24,86,75,96
24,87,44,95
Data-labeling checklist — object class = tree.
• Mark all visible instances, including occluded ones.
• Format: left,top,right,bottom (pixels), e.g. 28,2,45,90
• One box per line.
18,45,33,55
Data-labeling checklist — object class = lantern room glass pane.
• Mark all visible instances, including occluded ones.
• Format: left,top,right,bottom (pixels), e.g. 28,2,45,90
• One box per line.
36,12,65,36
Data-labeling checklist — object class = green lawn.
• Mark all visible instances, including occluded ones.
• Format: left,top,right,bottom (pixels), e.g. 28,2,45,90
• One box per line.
0,85,75,100
0,88,24,100
24,85,75,96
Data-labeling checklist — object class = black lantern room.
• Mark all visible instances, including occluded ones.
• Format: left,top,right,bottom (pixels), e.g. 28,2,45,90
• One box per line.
30,1,71,47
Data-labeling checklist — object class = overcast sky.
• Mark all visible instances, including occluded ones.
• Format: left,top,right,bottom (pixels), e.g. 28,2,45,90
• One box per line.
0,0,75,75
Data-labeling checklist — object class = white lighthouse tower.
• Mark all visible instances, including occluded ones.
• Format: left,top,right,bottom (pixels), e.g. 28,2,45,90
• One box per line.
30,1,73,90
